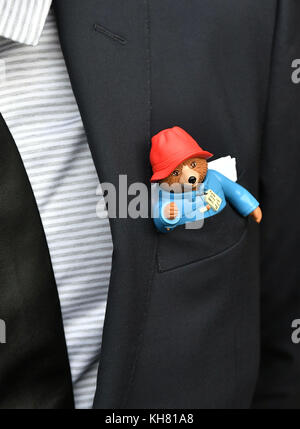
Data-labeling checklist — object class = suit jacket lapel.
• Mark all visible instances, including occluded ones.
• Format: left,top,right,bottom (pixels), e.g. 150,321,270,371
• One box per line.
54,0,157,407
0,114,74,408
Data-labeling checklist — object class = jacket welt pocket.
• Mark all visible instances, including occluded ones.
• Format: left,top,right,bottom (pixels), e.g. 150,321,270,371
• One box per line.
157,203,248,272
94,23,128,45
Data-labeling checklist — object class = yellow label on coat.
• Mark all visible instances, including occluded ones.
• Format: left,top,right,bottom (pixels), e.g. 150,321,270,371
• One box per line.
204,189,222,212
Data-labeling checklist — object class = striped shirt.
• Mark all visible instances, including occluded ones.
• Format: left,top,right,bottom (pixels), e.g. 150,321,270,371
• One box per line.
0,1,113,409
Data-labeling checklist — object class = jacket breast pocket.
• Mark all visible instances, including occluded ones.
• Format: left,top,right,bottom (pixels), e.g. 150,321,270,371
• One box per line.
156,203,248,272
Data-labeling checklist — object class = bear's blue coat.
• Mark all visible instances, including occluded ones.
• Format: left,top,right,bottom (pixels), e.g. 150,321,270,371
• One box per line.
153,169,259,233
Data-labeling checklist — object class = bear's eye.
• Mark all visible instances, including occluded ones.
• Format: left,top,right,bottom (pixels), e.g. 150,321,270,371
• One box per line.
191,161,197,168
171,170,179,177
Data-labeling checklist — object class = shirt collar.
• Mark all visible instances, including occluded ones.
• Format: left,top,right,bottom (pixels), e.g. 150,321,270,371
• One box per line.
0,0,52,46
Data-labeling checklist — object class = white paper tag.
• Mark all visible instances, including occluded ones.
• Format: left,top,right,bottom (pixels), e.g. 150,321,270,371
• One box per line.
208,156,237,182
204,189,222,212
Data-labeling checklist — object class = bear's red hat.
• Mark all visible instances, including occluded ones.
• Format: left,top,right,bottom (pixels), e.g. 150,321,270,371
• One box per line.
150,126,213,182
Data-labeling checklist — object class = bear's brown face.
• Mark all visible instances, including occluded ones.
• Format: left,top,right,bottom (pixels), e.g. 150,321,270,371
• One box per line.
160,157,208,191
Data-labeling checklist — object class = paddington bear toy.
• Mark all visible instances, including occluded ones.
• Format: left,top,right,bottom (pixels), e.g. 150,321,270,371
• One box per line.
150,126,262,233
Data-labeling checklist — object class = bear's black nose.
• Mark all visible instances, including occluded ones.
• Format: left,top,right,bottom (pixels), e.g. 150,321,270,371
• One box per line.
188,176,197,184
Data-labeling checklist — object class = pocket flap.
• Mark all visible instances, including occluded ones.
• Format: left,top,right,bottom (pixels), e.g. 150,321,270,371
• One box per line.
157,204,248,272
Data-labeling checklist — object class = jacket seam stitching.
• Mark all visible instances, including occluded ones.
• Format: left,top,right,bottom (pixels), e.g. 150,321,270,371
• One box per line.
121,0,153,408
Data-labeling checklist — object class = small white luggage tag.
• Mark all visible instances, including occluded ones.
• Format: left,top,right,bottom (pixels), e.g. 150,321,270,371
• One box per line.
204,189,222,212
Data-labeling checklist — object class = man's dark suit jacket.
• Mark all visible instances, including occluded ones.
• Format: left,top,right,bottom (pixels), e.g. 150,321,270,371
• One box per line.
0,0,299,409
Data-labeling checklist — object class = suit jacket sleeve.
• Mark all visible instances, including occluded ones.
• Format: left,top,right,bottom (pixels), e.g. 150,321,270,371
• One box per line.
252,0,300,408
